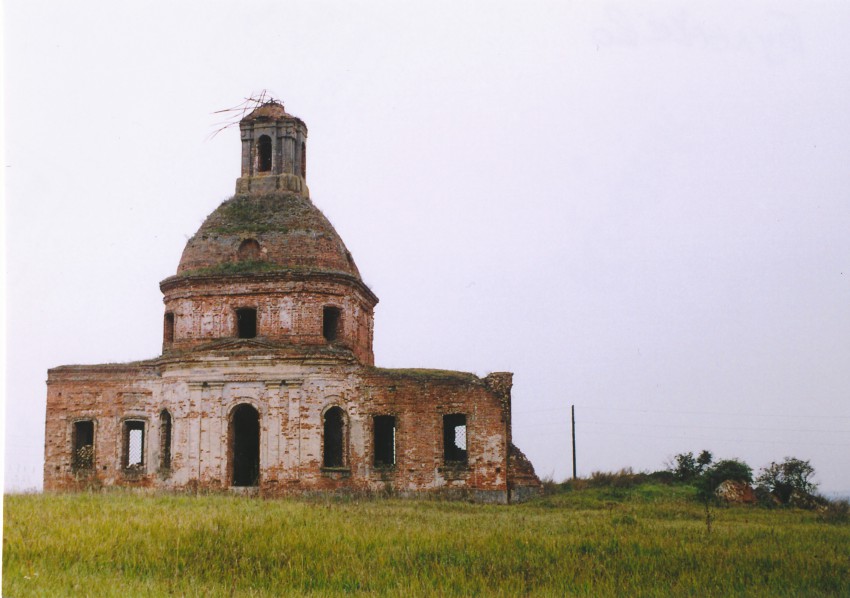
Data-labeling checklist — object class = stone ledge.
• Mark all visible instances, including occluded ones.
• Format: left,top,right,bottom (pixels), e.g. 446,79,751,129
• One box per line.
236,173,308,197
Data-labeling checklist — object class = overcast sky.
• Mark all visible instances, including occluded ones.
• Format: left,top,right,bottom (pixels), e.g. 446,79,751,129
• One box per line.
4,1,850,494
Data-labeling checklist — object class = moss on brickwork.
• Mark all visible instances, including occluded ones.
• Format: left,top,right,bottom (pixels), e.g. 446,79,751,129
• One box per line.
370,367,480,383
206,193,315,235
175,263,355,279
175,191,361,280
179,260,282,277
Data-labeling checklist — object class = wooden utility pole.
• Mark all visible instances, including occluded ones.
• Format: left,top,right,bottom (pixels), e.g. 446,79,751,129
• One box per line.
571,404,577,479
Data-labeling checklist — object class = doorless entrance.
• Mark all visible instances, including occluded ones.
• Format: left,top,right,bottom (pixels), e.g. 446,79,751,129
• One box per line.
230,404,260,487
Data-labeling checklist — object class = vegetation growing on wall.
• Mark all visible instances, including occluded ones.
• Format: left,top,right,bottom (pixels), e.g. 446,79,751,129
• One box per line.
204,193,322,235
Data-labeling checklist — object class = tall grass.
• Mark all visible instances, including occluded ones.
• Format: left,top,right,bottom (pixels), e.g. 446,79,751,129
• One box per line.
4,486,850,596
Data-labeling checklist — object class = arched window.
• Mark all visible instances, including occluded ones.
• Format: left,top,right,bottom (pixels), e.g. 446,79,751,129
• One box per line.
257,135,272,172
237,239,261,261
323,406,346,468
159,410,172,471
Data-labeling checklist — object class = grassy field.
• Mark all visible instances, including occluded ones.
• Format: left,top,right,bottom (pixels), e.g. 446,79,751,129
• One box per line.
3,484,849,597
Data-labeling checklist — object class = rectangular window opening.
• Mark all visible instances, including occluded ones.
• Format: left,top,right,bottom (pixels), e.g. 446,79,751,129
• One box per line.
160,411,172,471
123,420,145,470
164,312,175,344
373,415,396,467
236,308,257,339
72,420,94,471
323,306,341,342
443,414,468,464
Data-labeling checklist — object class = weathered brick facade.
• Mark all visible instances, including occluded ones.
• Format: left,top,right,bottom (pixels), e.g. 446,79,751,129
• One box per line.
44,101,541,502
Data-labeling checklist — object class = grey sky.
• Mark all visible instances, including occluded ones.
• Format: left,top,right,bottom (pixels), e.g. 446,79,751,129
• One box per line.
5,1,850,493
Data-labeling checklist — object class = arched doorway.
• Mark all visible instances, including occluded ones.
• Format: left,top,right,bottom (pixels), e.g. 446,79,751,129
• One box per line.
230,404,260,487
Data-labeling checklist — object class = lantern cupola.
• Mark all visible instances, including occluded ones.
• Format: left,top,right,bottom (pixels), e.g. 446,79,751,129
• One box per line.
235,100,309,196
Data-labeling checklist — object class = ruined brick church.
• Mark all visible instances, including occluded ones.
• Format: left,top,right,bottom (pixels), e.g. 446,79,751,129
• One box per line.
44,101,540,502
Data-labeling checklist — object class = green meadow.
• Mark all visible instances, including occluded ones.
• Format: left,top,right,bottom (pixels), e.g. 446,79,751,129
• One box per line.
4,484,849,597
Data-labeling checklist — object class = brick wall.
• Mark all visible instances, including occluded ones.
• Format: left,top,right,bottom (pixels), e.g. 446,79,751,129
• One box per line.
43,360,536,501
161,275,375,365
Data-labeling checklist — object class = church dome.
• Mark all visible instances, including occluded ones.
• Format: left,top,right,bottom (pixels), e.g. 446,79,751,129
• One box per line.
174,192,362,279
158,100,376,364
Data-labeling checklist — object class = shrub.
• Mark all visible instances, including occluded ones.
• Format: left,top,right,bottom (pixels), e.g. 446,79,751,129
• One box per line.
671,450,712,482
754,484,781,508
648,470,675,485
539,475,561,495
820,498,850,524
756,457,818,504
549,468,674,494
697,459,752,501
671,452,697,482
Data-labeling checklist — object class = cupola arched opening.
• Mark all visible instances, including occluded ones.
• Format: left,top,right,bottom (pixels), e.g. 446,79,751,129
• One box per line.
257,135,272,172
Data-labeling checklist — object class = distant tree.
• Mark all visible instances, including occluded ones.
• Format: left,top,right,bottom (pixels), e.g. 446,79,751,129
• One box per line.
671,452,696,482
697,458,753,501
697,450,713,471
756,457,817,504
671,450,713,482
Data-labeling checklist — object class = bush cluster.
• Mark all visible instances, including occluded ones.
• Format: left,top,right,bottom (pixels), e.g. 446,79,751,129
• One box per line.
756,458,817,503
668,452,841,511
543,455,846,518
820,499,850,524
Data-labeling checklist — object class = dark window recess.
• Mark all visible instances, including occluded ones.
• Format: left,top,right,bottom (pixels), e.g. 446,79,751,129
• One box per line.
231,404,260,487
237,238,261,261
323,407,345,467
163,313,175,344
160,410,172,470
443,414,468,464
123,420,145,470
373,415,396,466
72,420,94,471
323,306,341,342
258,135,272,172
236,308,257,339
301,142,307,178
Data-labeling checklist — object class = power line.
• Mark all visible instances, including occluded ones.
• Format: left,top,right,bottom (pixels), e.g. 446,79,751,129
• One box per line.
511,426,850,448
580,420,850,435
514,404,850,420
576,405,850,419
511,419,850,435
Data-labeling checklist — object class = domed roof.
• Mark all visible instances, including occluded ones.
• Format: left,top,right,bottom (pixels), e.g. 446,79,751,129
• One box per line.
174,192,362,280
